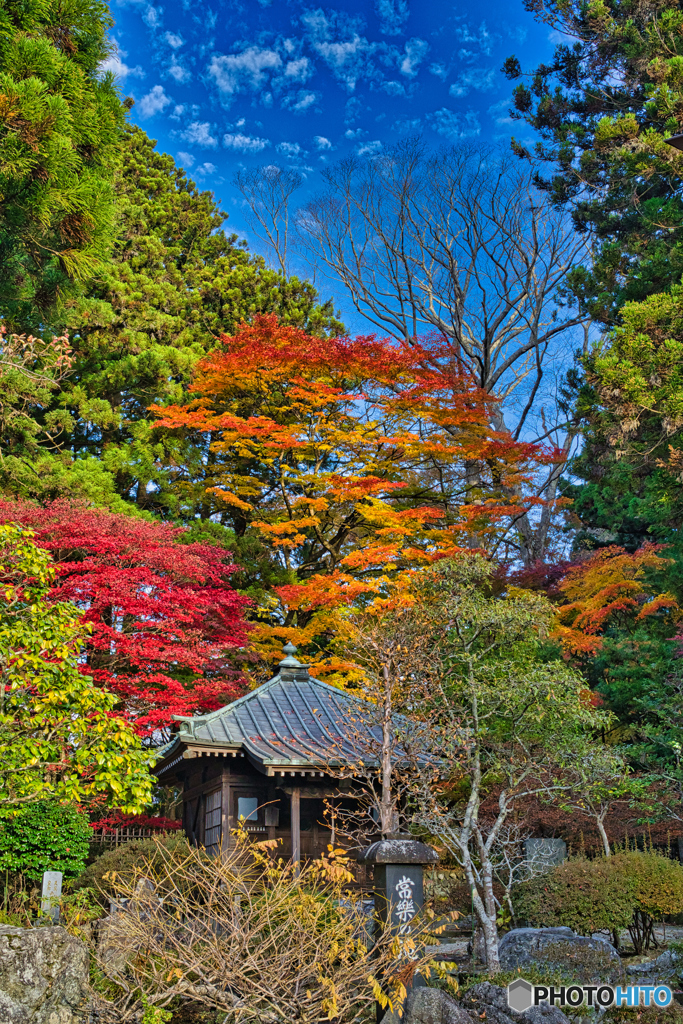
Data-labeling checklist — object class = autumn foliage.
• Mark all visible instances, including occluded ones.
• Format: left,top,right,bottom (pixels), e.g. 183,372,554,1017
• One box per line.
0,501,249,734
552,544,679,655
153,315,554,674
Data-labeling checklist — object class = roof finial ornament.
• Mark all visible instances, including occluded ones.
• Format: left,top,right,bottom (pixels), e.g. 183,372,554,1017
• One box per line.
279,641,301,668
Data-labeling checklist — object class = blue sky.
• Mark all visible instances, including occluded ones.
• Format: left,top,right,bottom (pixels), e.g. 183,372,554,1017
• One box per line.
104,0,556,321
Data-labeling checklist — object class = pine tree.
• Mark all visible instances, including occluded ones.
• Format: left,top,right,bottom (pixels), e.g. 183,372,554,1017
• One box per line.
505,0,683,547
3,127,343,512
504,0,683,324
0,0,125,330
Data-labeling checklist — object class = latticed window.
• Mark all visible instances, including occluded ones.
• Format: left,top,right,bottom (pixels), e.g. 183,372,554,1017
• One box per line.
204,790,222,855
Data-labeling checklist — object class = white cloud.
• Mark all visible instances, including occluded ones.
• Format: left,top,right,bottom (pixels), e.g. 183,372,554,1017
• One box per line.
548,27,575,44
99,40,144,81
399,38,428,77
168,59,191,83
165,32,184,48
344,97,362,123
300,8,374,92
277,141,304,156
454,21,497,58
177,151,194,167
392,117,421,133
138,84,172,118
357,139,382,157
344,127,365,139
429,62,448,79
180,121,218,147
488,98,514,126
283,57,313,82
223,132,271,152
282,89,318,113
379,80,405,96
426,107,481,139
449,67,496,97
208,46,282,100
374,0,409,35
197,162,217,174
143,4,162,28
314,135,332,150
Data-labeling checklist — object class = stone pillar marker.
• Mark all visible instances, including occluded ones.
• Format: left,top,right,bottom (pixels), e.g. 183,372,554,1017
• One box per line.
357,836,438,1000
41,871,63,923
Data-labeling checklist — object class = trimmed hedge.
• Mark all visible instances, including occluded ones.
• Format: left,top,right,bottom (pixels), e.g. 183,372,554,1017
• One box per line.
513,850,683,937
75,833,191,905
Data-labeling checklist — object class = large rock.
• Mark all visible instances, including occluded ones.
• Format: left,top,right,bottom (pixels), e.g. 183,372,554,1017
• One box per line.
463,982,570,1024
382,983,571,1024
627,949,683,984
498,927,623,985
0,925,89,1024
382,987,472,1024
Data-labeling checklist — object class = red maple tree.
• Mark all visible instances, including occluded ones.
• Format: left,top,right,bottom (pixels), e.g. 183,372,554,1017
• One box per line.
0,500,249,735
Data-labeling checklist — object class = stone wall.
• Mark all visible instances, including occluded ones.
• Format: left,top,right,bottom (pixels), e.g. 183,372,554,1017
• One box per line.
0,925,89,1024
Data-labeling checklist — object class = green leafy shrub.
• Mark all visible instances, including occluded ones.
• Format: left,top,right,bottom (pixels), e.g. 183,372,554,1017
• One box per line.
514,850,683,951
74,834,190,904
513,855,635,935
612,849,683,920
0,801,91,880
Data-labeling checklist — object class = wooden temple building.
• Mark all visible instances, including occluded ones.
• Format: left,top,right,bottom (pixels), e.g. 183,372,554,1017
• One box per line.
154,643,379,866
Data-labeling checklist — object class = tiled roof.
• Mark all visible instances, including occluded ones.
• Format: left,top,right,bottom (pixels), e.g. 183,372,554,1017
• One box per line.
166,644,385,771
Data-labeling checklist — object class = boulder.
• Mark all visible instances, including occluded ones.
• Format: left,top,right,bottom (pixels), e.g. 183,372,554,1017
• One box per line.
464,982,570,1024
382,983,572,1024
627,949,683,984
0,924,89,1024
382,987,473,1024
498,926,624,985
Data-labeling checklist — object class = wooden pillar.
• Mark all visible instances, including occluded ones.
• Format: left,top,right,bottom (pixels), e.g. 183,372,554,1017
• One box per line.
291,787,301,877
266,781,277,843
220,763,231,856
181,772,190,838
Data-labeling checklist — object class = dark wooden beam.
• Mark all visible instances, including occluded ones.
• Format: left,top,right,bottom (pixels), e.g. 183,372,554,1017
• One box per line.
220,765,231,856
179,775,225,804
291,787,301,878
279,786,340,799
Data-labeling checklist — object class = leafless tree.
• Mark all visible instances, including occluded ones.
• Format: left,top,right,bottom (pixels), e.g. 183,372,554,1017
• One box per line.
321,605,445,846
89,834,454,1023
297,141,591,563
233,165,303,275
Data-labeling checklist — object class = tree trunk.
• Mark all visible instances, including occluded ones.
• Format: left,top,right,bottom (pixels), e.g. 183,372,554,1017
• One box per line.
481,912,501,974
380,664,396,837
468,881,501,973
597,817,611,858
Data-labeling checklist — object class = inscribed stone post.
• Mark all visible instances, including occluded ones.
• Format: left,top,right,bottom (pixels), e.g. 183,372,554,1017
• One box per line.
357,836,438,1017
41,871,63,923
